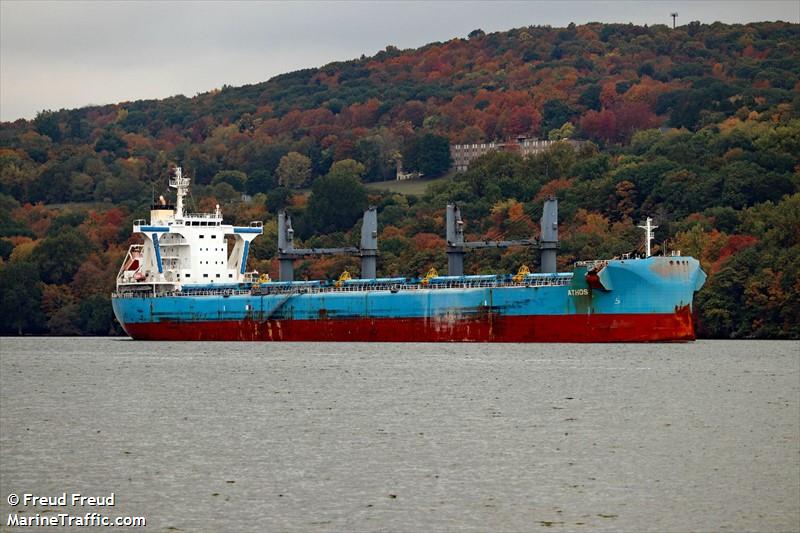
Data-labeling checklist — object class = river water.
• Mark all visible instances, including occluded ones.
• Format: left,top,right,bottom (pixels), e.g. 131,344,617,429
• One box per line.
1,338,798,532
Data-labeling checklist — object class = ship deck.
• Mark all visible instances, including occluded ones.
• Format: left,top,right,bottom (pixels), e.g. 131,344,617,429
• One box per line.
112,273,574,298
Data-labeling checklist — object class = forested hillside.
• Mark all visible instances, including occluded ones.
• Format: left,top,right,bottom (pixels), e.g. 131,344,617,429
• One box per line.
0,21,798,337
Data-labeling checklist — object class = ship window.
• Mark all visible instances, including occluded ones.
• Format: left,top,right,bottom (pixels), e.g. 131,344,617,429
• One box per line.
185,274,190,278
211,235,217,239
199,235,204,239
216,274,220,278
229,274,233,278
203,274,209,278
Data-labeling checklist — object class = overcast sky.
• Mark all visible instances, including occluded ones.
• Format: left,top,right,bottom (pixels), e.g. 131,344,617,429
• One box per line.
1,0,797,122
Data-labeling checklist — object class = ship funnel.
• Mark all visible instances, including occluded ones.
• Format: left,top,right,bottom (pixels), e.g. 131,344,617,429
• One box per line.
360,207,378,279
539,197,558,274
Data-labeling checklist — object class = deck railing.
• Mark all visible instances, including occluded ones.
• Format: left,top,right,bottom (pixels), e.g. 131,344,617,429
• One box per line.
113,274,573,299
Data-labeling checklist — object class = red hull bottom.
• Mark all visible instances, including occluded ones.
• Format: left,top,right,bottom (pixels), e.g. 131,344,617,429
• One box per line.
123,306,696,342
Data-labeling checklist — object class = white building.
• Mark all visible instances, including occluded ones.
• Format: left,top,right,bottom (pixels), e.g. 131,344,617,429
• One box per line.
450,136,585,172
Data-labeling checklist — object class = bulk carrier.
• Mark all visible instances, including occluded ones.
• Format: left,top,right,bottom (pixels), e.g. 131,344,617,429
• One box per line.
112,168,706,342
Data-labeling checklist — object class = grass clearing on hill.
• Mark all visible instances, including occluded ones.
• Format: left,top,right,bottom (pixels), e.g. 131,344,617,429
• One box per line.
365,173,454,196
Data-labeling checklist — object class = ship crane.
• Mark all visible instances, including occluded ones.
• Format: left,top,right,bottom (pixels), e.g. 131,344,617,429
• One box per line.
446,197,559,276
277,207,378,281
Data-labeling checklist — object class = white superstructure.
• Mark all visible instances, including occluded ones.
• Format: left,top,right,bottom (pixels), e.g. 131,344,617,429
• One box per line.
116,167,263,292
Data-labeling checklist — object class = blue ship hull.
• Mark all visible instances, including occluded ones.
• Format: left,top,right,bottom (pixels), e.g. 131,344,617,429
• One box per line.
112,257,706,342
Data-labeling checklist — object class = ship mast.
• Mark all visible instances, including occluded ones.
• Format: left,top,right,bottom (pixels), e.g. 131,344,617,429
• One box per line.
169,167,190,219
638,217,658,257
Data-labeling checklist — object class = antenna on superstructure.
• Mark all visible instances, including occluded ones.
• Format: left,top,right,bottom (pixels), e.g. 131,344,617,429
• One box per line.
671,12,678,29
638,217,658,258
169,166,190,219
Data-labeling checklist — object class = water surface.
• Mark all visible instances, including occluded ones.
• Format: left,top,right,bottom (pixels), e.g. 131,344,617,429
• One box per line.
1,338,798,531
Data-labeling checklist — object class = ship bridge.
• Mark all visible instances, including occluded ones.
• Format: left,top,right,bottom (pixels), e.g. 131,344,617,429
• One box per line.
116,167,263,293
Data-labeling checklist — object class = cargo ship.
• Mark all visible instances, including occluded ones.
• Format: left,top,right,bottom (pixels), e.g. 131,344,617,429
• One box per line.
112,168,706,342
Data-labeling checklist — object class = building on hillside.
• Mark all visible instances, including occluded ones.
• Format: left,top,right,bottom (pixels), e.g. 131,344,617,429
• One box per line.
450,136,586,172
393,153,422,181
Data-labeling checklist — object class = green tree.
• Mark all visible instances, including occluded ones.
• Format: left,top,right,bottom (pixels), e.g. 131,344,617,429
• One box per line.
356,138,384,182
0,261,46,334
266,187,292,213
578,84,602,111
402,133,451,178
210,182,240,203
326,159,366,181
548,122,575,140
33,110,62,142
30,228,94,285
47,210,87,236
77,294,115,335
307,163,368,233
0,211,34,238
0,239,13,260
211,170,247,192
94,130,128,157
541,100,575,137
246,169,276,195
277,152,312,188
